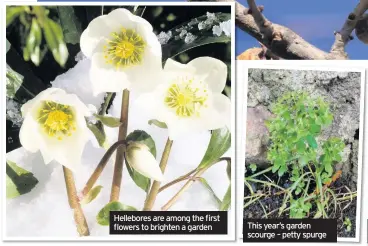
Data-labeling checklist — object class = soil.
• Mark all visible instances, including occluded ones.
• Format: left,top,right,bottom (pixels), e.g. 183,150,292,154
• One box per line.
244,167,357,238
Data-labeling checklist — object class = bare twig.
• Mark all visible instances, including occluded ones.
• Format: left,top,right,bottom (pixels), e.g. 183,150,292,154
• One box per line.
191,0,367,59
330,0,368,58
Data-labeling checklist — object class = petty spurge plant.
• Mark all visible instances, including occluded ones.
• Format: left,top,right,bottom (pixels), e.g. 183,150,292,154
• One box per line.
244,92,355,220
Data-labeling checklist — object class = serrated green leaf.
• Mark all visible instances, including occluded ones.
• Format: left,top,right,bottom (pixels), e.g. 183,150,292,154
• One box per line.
198,177,221,208
6,160,38,199
80,185,103,205
94,114,121,128
97,201,137,226
220,185,231,211
57,6,83,44
148,119,167,129
43,17,69,67
125,130,156,192
162,13,231,62
6,65,24,100
198,127,231,169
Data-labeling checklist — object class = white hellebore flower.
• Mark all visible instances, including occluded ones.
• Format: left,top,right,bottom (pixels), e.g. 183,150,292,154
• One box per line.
80,8,162,95
125,142,163,181
19,88,91,171
136,57,231,140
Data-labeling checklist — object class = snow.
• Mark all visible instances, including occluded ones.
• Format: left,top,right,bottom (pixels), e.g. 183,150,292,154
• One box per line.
6,57,232,237
157,31,172,45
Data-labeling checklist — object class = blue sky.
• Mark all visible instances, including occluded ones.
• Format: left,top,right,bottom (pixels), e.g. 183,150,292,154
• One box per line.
235,0,367,59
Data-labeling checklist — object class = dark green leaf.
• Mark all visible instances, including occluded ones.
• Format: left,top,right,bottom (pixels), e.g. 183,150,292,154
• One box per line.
94,114,121,128
148,119,167,129
43,18,69,67
162,13,231,61
126,130,156,157
306,135,318,149
57,6,83,44
6,65,24,100
220,185,231,211
6,160,38,199
97,201,137,226
198,127,231,169
125,130,157,192
80,185,103,205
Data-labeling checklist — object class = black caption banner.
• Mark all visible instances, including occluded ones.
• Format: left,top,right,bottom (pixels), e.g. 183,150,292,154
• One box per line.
243,219,337,242
110,211,227,235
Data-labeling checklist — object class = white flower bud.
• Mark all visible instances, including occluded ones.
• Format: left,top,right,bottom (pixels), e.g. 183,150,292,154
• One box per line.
125,142,163,182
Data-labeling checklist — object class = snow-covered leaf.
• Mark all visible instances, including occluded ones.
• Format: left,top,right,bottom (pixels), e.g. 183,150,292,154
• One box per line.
94,114,121,128
162,13,231,62
6,160,38,199
198,127,231,169
80,185,103,205
97,201,137,226
125,130,157,192
57,6,83,45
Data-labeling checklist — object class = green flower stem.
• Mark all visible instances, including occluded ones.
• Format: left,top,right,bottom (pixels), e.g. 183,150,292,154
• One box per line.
63,166,90,236
143,138,173,211
81,140,127,197
161,157,230,211
158,168,197,193
110,89,130,202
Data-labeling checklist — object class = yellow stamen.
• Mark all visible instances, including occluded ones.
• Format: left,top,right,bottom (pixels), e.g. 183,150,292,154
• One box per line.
104,28,146,69
164,76,208,117
37,101,76,140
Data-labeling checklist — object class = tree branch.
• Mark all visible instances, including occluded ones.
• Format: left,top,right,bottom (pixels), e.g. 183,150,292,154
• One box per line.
331,0,368,57
191,0,368,59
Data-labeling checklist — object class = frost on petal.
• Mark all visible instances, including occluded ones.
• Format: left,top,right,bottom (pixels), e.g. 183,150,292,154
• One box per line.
157,31,172,45
212,25,223,37
198,22,206,30
184,33,197,44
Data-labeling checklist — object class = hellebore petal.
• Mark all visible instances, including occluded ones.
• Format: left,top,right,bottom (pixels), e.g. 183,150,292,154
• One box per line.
19,88,91,171
80,8,162,94
125,142,163,182
135,57,231,140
